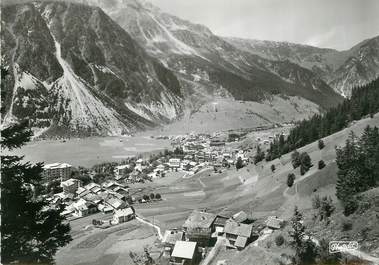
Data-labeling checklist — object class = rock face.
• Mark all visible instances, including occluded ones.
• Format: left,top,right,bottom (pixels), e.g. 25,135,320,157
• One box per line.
82,0,342,110
2,0,351,137
1,1,183,136
225,36,379,97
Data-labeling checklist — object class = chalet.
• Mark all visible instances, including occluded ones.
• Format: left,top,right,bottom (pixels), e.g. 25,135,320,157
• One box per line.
212,215,229,235
98,203,113,213
112,207,135,224
152,167,164,178
224,220,253,250
54,192,74,203
266,216,284,230
83,193,102,205
170,241,200,265
71,199,89,217
103,181,122,190
114,164,131,179
156,164,166,172
163,230,185,256
182,210,216,247
61,178,80,194
169,158,181,170
135,159,145,172
105,197,126,210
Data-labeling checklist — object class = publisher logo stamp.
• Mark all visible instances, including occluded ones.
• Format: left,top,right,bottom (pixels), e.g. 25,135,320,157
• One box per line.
329,241,359,253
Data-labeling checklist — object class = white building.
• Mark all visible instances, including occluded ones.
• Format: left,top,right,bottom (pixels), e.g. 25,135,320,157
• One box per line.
43,163,72,182
169,158,181,170
61,178,80,194
114,164,131,180
112,207,135,224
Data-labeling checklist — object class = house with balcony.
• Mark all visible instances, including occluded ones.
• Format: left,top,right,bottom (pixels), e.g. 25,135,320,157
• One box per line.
224,220,254,250
182,210,217,247
43,163,72,182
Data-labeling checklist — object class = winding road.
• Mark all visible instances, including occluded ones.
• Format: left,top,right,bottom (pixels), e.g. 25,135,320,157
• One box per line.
136,215,163,240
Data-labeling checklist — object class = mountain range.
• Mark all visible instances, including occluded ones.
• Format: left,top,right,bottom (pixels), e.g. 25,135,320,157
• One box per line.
1,0,378,137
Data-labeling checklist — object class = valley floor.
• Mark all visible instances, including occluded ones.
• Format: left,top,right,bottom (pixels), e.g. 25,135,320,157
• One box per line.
55,113,379,265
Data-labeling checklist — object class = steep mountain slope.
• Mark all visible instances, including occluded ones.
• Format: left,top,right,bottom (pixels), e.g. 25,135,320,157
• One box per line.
225,36,379,97
328,36,379,97
79,0,343,111
1,1,183,136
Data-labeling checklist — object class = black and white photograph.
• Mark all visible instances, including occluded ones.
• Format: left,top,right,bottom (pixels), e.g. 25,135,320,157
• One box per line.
1,0,379,264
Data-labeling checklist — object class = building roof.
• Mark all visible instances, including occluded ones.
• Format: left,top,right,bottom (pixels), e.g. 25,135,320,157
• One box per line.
72,198,88,211
183,210,217,229
113,207,134,218
103,181,122,189
84,182,100,191
232,211,248,223
213,216,229,227
266,216,283,229
224,220,252,237
106,198,125,209
83,193,102,203
171,241,197,260
162,230,184,245
76,187,86,194
44,163,72,170
61,178,79,187
115,164,130,170
235,236,248,248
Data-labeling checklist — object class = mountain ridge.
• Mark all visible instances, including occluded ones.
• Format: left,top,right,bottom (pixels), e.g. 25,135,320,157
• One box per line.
1,1,184,137
225,35,379,97
4,0,376,137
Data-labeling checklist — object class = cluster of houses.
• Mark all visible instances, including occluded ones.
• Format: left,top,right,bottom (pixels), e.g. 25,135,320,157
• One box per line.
111,133,251,183
47,177,134,223
162,210,285,265
169,133,250,173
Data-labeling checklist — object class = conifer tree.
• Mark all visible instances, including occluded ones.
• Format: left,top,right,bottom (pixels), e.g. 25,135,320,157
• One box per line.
1,68,72,264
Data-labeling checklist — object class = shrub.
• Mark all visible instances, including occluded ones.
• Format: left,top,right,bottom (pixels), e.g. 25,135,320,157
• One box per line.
287,173,295,187
318,139,325,150
271,164,276,172
155,193,161,200
319,196,335,220
275,234,285,246
343,198,358,216
236,157,243,170
300,152,312,175
318,160,326,169
291,150,301,169
150,193,155,200
341,219,353,231
312,194,321,209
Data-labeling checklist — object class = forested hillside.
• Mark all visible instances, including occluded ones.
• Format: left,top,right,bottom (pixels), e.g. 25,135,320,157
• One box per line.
265,78,379,161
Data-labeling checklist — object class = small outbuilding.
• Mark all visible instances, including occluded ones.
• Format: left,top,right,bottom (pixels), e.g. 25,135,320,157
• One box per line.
170,241,200,265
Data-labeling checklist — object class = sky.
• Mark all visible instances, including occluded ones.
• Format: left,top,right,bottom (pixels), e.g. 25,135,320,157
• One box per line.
150,0,379,50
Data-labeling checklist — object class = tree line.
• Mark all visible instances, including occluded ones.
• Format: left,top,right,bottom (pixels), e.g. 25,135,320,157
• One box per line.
336,126,379,215
265,78,379,161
